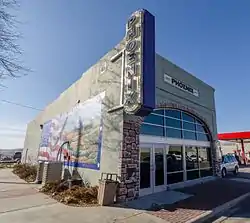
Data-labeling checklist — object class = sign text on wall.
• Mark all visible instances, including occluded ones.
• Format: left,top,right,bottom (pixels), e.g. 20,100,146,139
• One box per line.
123,11,143,114
164,74,199,97
123,9,155,116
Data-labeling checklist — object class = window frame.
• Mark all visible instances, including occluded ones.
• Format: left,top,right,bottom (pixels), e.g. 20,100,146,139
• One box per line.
140,109,211,142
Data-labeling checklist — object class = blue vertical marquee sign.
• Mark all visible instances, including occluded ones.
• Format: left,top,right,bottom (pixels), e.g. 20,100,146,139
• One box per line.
123,9,155,116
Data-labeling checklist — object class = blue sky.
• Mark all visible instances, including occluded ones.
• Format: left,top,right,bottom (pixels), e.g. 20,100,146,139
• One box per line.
1,0,250,148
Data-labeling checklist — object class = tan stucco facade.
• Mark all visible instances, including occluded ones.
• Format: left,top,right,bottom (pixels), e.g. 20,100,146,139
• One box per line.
23,40,217,187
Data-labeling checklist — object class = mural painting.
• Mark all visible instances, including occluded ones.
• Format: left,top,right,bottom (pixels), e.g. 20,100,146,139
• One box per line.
38,92,105,170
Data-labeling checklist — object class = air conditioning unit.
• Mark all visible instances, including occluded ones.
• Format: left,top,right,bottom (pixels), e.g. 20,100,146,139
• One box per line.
42,161,63,186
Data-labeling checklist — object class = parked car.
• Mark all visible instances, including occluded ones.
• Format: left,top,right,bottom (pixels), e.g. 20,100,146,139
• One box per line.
221,154,239,178
1,156,12,161
13,152,22,160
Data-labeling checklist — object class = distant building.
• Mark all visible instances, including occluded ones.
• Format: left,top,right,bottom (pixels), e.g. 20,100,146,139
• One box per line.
0,148,23,156
218,131,250,165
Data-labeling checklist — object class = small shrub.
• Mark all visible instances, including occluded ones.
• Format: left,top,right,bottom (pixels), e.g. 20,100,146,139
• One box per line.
12,163,37,182
59,185,98,205
40,181,68,194
0,163,15,169
40,181,98,206
0,164,6,169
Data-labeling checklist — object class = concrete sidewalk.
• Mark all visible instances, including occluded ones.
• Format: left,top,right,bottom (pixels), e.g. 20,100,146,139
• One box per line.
237,165,250,179
0,169,163,223
1,169,250,223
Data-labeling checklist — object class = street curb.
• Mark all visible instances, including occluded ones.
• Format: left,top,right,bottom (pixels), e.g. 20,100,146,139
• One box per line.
186,192,250,223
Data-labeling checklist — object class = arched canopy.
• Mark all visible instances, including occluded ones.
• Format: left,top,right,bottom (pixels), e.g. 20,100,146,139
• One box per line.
140,108,211,141
218,131,250,140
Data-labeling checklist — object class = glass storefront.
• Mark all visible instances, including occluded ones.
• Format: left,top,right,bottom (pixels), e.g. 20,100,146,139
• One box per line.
199,147,213,177
186,146,200,180
139,144,213,196
166,145,184,184
186,146,213,179
139,108,214,196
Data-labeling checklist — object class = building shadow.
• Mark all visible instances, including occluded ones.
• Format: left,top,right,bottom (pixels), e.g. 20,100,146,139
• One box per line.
237,172,250,179
112,178,250,214
206,196,250,222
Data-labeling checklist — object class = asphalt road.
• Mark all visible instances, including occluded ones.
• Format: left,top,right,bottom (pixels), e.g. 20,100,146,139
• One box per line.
212,197,250,223
211,166,250,223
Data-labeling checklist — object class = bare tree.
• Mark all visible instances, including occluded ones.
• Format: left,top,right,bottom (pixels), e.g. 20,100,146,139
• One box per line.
0,0,29,86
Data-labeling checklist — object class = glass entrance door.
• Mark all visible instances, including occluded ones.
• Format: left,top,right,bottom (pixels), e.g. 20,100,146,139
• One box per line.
140,147,152,196
154,147,166,193
139,144,166,196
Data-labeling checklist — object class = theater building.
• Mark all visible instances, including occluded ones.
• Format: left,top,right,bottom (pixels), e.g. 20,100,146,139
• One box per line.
22,9,220,202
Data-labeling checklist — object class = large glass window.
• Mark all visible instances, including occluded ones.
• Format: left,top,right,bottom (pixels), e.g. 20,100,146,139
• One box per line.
144,114,164,126
183,122,196,131
196,124,207,133
186,146,199,170
183,131,196,140
166,145,183,184
166,128,182,138
182,113,195,123
140,124,164,137
186,146,200,180
197,133,209,141
141,109,211,142
166,118,182,128
198,147,213,177
165,110,181,119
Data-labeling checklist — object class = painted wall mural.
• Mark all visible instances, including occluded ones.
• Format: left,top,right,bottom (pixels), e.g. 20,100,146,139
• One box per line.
38,92,105,170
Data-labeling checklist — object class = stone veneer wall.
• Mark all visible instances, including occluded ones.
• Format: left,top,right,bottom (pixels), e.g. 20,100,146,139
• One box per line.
117,118,142,203
116,104,221,202
212,140,222,177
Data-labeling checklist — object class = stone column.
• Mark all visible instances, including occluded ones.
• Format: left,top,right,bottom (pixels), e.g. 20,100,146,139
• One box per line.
117,117,142,203
212,140,222,177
